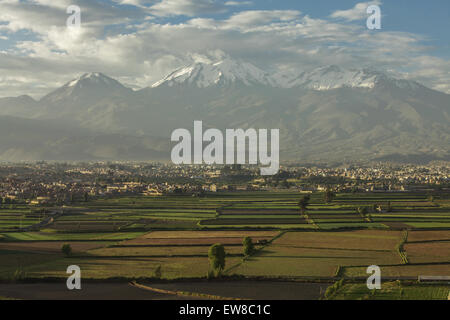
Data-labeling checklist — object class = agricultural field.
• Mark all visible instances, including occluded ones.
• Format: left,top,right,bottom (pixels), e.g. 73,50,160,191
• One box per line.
1,192,443,232
342,230,450,278
0,282,185,300
0,206,49,232
144,281,329,300
0,191,449,300
331,281,449,300
233,230,403,278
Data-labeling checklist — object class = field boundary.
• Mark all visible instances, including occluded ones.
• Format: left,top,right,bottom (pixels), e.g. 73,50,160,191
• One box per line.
130,281,244,300
397,230,409,265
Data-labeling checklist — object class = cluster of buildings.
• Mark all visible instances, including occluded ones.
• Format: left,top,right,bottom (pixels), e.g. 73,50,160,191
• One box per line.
296,164,449,184
286,164,450,192
0,162,448,205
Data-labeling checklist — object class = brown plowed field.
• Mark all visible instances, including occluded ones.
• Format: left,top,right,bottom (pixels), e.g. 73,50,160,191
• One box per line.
408,230,450,242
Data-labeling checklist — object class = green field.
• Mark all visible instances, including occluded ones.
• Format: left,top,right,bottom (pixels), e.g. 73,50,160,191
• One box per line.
331,281,449,300
0,191,449,300
5,192,442,232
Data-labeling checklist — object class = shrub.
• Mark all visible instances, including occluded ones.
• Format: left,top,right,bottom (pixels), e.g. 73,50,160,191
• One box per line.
324,286,335,299
324,279,345,299
61,243,72,256
243,237,255,256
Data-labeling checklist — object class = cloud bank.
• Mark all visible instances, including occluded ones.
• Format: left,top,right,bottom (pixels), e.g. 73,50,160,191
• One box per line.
0,0,448,97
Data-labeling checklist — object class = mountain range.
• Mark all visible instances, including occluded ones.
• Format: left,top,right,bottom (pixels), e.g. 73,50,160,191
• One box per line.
0,57,449,164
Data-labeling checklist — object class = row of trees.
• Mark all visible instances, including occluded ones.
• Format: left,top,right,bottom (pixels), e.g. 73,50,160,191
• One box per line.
298,190,336,215
207,236,257,278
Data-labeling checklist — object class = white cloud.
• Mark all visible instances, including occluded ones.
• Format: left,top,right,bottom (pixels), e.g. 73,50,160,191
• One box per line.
225,1,252,7
331,1,381,21
150,0,227,17
0,0,448,97
225,10,301,28
186,10,302,33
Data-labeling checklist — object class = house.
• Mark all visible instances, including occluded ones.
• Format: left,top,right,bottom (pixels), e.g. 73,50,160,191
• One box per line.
30,196,51,205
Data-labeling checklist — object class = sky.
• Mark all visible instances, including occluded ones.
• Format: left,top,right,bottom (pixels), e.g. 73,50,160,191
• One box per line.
0,0,449,98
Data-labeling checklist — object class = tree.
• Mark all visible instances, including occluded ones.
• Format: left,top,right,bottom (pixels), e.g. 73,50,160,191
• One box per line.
61,244,72,257
243,237,255,256
208,244,226,275
324,190,335,203
298,195,310,215
83,192,89,202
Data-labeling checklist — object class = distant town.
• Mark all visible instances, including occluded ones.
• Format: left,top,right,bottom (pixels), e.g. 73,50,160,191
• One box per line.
0,162,448,206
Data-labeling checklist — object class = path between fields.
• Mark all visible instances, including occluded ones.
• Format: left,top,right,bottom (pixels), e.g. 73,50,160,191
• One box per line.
130,281,243,300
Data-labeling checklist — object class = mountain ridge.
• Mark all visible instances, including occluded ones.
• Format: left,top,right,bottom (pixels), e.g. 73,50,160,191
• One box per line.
1,60,446,99
0,57,448,163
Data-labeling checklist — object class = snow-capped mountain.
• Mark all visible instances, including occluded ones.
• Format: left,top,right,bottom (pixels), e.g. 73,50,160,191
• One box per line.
152,58,274,88
41,72,130,104
33,72,133,121
151,59,424,92
273,65,423,91
0,58,449,163
67,72,122,87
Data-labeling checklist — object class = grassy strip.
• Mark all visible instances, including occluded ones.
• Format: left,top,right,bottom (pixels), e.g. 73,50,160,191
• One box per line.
322,279,345,300
302,210,319,229
396,230,409,265
130,281,243,300
334,265,342,278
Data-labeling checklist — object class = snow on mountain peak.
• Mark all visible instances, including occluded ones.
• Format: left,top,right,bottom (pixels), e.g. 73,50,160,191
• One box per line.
151,57,423,92
273,65,424,91
273,65,380,90
152,58,274,88
41,72,128,104
65,72,123,88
